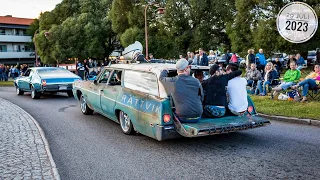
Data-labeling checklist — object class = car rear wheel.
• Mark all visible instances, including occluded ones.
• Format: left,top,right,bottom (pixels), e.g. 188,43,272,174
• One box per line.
31,87,41,99
67,90,74,97
119,111,134,135
80,94,93,115
16,87,24,95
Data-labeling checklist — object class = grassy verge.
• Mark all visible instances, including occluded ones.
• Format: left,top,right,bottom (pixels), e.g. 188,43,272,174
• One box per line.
0,81,14,87
251,95,320,120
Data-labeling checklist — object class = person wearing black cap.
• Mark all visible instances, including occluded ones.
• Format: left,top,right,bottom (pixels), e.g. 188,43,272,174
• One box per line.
201,64,242,117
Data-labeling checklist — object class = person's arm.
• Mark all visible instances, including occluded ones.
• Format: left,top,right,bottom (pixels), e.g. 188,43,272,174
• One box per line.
226,70,242,80
253,70,261,80
159,70,177,85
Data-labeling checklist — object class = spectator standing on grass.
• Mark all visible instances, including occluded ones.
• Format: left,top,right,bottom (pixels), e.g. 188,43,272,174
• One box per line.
198,48,209,66
296,53,306,70
256,49,267,72
287,55,296,69
0,64,3,81
231,53,238,64
246,49,256,69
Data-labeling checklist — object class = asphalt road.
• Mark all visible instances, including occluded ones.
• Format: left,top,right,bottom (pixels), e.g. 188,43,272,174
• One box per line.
1,86,319,180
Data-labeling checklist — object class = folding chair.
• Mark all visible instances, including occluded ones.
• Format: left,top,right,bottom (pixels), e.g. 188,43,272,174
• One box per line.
307,86,320,100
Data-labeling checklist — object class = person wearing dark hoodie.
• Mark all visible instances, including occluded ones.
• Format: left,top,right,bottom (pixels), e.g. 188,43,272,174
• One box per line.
201,64,242,117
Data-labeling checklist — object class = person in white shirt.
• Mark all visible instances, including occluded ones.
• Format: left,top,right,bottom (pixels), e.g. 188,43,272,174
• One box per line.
226,63,248,116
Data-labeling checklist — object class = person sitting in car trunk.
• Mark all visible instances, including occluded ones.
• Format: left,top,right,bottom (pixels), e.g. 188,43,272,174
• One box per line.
159,59,204,123
201,64,242,117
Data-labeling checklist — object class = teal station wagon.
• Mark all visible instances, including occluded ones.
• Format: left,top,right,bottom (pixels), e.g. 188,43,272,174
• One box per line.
73,63,270,141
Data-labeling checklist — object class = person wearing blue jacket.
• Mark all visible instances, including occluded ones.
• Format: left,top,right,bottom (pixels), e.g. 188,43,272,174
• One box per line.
256,49,267,72
198,48,208,66
296,53,306,70
255,62,279,96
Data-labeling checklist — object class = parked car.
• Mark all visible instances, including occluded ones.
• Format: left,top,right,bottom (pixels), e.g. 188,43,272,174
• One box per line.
307,50,317,65
72,63,270,141
14,67,81,99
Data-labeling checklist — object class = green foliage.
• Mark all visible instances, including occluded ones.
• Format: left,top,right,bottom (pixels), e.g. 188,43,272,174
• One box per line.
35,0,116,64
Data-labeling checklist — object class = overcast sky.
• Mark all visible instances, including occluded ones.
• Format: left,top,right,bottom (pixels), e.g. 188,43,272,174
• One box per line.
0,0,62,19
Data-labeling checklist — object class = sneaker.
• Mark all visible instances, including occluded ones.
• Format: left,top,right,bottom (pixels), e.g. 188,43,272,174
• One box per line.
259,93,266,96
300,97,307,103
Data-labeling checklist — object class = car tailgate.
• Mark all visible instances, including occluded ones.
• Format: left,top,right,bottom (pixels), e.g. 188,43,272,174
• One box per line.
174,115,270,137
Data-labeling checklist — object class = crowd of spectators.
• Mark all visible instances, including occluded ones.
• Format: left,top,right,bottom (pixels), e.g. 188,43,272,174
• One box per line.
0,64,29,81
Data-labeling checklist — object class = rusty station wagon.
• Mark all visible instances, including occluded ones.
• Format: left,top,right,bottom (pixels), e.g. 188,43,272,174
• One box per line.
72,63,270,141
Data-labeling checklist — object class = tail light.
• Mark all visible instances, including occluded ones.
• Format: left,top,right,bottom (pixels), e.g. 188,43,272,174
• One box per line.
42,80,47,86
247,106,254,114
163,114,171,123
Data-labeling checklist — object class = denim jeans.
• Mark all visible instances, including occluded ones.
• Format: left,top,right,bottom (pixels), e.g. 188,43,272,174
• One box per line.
298,78,317,97
247,80,255,87
297,66,304,70
0,73,3,81
256,80,271,95
279,82,295,90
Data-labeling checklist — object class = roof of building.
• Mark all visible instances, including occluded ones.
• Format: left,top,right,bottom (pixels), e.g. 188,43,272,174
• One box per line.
0,16,34,26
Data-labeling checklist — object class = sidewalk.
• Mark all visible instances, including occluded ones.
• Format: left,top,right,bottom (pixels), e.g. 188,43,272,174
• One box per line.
0,98,60,179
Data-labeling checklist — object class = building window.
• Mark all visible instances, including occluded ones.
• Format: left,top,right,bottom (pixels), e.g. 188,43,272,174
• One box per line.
25,46,32,52
0,45,7,52
0,29,5,35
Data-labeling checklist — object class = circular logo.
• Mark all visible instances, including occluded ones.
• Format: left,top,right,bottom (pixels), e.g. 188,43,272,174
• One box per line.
277,2,318,43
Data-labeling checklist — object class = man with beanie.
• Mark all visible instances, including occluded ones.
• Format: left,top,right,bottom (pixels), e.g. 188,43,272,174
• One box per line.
202,64,242,117
159,58,204,123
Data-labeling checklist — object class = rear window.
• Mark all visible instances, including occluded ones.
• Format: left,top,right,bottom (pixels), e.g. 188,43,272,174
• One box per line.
123,70,159,96
37,68,70,75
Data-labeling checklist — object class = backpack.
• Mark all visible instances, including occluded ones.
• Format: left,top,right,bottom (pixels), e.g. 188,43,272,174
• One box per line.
287,90,300,99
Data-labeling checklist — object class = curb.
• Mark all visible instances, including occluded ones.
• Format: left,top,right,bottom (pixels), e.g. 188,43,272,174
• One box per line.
258,113,320,127
2,98,61,180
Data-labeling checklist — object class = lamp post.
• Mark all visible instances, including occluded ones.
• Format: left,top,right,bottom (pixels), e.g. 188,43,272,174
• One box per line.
144,4,165,60
33,29,40,66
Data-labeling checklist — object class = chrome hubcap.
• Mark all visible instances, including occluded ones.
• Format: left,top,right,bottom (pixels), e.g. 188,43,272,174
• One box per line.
80,96,87,113
120,111,130,132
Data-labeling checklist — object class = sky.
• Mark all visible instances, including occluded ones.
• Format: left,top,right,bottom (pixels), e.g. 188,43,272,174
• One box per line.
0,0,62,19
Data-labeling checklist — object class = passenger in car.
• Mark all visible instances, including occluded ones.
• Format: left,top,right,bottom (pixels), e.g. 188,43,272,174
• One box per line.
159,59,204,123
226,63,248,116
202,64,242,117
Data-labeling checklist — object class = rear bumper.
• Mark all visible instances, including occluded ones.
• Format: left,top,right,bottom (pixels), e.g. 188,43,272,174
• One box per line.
154,125,181,141
42,84,73,92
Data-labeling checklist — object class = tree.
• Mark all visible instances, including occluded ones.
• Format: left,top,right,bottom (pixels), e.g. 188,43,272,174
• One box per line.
35,0,117,64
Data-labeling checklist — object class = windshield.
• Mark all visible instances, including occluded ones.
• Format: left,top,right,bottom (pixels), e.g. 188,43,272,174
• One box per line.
272,54,283,58
308,52,316,56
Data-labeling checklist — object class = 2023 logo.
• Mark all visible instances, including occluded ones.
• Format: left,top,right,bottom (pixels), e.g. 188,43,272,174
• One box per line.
277,2,318,43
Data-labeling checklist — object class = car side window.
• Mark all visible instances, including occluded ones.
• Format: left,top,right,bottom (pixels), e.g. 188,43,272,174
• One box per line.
108,70,122,86
123,70,159,96
24,69,31,76
98,69,112,83
29,70,34,77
